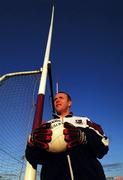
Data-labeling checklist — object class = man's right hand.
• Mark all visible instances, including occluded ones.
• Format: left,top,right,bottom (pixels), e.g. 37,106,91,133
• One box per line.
28,122,52,150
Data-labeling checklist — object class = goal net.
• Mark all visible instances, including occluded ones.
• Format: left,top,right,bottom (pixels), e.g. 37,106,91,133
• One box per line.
0,70,44,180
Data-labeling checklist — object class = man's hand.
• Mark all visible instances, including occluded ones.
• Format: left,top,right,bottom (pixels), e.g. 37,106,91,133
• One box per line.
63,122,87,149
28,122,52,150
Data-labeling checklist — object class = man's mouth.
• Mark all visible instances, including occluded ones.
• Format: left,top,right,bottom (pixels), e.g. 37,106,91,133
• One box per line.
56,104,61,107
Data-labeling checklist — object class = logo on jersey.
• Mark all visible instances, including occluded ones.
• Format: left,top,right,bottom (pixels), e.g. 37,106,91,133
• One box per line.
75,119,83,124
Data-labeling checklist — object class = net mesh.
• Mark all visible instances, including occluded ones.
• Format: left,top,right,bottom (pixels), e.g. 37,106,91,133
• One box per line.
0,72,41,179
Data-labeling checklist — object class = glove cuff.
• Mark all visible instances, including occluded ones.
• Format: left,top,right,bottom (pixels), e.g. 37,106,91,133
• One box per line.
79,130,87,144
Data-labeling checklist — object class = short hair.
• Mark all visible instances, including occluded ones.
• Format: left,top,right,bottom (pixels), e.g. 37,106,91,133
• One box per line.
55,91,72,101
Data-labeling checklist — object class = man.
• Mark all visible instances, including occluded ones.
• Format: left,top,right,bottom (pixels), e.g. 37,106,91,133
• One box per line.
26,92,109,180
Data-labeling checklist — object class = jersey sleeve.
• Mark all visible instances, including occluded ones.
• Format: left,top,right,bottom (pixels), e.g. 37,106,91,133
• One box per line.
25,144,48,167
82,120,109,159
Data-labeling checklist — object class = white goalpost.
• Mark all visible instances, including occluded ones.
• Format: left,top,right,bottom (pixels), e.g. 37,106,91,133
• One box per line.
0,67,54,180
0,6,54,180
0,70,42,82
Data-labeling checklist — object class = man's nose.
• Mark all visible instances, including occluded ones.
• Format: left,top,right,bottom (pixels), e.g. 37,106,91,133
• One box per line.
56,98,60,103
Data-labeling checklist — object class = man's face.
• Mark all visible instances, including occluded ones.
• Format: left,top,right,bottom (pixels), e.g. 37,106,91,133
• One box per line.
54,93,72,115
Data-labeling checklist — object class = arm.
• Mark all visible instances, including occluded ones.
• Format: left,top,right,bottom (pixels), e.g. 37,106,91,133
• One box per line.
25,144,48,167
84,121,109,159
63,121,109,159
25,122,52,166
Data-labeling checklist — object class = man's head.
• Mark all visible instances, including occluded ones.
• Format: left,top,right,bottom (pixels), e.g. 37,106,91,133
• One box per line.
54,92,72,117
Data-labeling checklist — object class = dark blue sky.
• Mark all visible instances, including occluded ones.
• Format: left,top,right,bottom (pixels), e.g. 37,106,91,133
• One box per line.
0,0,123,176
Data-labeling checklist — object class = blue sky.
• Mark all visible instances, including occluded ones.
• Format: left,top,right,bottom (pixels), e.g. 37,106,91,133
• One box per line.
0,0,123,177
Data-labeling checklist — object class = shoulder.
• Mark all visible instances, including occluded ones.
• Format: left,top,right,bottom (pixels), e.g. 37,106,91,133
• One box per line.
64,115,104,136
64,115,91,128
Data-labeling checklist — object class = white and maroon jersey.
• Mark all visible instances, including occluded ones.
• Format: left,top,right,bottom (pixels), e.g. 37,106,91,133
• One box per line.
48,115,109,147
26,114,109,180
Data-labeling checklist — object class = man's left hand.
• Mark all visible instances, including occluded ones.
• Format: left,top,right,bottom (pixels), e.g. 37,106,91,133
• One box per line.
63,122,87,149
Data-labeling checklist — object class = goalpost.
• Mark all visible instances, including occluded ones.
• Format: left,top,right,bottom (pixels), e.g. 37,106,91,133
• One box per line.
0,6,54,180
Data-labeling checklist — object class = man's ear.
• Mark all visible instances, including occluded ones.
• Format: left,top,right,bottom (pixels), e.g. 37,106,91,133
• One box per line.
69,101,72,108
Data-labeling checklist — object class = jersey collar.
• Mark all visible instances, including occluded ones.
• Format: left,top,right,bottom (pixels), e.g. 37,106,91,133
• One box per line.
53,112,73,119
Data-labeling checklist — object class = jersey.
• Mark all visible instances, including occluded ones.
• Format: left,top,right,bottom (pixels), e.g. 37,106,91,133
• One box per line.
26,113,109,180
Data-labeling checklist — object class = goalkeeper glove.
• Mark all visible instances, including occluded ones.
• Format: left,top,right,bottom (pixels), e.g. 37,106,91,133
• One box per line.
28,122,52,150
63,122,87,149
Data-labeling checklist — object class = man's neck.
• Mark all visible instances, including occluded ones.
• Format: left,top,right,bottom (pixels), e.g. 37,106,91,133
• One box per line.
59,111,70,118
